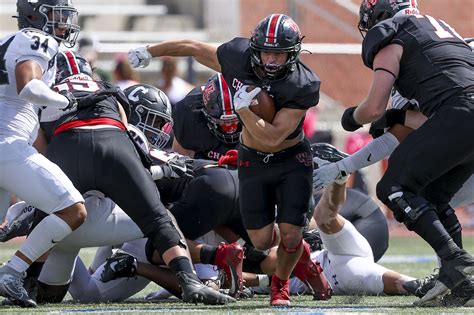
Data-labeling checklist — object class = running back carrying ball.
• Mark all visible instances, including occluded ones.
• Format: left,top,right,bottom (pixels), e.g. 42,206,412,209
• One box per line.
248,86,276,122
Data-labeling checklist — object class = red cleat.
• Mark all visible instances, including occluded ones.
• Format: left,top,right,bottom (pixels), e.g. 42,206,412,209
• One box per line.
270,275,291,306
214,242,244,297
293,241,333,300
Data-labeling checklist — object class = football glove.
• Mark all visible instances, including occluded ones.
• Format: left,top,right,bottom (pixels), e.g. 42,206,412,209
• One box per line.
128,46,152,68
369,109,406,139
312,157,349,193
233,85,261,111
162,155,194,179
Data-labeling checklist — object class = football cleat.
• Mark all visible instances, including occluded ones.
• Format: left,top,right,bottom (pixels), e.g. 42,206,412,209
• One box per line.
441,279,473,307
100,250,137,283
176,271,236,305
402,270,438,298
292,241,332,300
303,229,323,252
270,276,290,306
214,242,244,297
0,264,37,308
414,250,474,306
311,143,349,165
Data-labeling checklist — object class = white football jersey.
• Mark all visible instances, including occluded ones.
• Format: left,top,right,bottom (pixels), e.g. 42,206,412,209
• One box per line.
0,29,59,143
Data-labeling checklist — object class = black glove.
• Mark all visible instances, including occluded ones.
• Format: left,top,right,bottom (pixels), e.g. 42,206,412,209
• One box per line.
161,155,194,179
60,89,113,111
341,106,363,131
369,109,406,139
59,90,78,111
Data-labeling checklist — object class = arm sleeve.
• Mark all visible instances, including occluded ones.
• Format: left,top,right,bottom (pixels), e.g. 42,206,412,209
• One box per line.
19,79,69,109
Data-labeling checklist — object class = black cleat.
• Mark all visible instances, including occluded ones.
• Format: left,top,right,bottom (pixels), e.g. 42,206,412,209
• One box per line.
0,216,34,242
441,279,474,307
176,271,236,305
0,265,37,308
437,250,474,290
414,250,474,306
311,143,349,165
100,250,137,283
402,270,438,298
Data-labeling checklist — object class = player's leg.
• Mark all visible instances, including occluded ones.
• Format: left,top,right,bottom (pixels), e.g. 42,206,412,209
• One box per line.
0,140,84,307
376,106,474,304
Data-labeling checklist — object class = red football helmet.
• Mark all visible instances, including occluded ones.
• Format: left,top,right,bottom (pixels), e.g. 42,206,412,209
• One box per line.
201,73,241,144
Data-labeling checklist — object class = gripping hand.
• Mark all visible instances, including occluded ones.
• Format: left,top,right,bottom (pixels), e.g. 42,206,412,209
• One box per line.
233,85,261,111
162,155,194,179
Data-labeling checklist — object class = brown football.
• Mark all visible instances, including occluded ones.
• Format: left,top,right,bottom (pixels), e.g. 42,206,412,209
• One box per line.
247,86,276,122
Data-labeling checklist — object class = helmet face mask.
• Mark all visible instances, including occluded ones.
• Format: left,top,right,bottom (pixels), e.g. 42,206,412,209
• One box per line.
250,14,302,81
124,84,174,150
202,73,241,144
358,0,419,37
16,0,80,47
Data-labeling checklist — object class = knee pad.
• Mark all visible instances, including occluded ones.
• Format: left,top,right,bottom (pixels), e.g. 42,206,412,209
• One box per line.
385,187,435,230
149,218,186,256
281,237,303,254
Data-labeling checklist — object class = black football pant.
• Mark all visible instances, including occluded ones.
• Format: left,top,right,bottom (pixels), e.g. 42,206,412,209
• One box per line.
46,128,170,238
377,88,474,244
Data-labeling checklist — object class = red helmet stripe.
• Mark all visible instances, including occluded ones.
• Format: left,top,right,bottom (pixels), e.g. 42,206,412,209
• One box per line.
266,14,283,44
64,50,79,75
218,74,232,115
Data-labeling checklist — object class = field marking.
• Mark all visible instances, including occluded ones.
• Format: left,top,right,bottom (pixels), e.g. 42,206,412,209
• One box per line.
379,255,437,263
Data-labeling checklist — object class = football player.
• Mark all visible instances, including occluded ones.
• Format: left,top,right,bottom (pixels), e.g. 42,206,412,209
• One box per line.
36,51,235,305
339,0,474,305
0,0,84,307
252,143,416,297
129,13,324,306
172,73,241,161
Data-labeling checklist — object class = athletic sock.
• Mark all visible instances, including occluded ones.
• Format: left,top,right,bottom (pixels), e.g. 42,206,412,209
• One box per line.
169,256,194,275
412,211,459,260
199,244,217,265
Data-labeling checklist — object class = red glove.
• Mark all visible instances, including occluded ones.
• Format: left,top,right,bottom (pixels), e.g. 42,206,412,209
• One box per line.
218,149,238,166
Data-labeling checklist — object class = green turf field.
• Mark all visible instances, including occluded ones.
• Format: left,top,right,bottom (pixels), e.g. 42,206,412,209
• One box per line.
0,235,472,313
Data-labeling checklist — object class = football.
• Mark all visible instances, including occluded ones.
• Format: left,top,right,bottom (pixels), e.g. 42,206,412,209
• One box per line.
248,86,276,122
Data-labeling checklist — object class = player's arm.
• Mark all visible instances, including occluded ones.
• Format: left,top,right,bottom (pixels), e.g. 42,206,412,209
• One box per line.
341,44,402,131
129,40,221,72
238,106,306,148
16,60,71,109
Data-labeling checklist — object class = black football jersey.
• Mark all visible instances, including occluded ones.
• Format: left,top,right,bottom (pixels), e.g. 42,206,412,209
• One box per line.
362,15,474,117
40,77,123,141
172,86,239,161
153,158,216,206
217,37,320,138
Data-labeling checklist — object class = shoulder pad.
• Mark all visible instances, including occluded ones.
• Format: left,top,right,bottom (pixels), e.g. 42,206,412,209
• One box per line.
362,16,407,69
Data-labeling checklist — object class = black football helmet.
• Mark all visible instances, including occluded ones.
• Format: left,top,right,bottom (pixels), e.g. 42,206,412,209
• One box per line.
55,50,93,83
358,0,419,36
16,0,80,47
250,14,302,81
124,84,173,150
201,73,241,144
